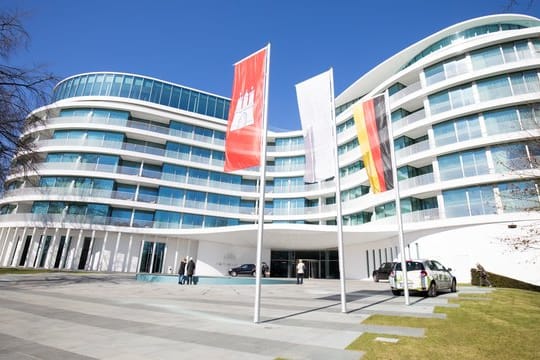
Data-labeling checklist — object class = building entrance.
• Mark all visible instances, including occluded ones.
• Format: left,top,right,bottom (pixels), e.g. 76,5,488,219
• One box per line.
270,249,339,279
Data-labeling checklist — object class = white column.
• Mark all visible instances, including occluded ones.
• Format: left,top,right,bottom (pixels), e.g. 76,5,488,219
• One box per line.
59,228,72,269
98,231,109,271
7,227,21,266
0,227,7,265
86,230,96,271
34,228,48,268
148,240,157,273
13,227,28,267
162,238,168,274
137,239,145,273
69,229,84,270
23,228,37,267
110,231,121,272
124,234,134,272
45,228,60,269
173,238,180,272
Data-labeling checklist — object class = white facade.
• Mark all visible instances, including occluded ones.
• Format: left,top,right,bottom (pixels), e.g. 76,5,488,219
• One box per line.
0,14,539,284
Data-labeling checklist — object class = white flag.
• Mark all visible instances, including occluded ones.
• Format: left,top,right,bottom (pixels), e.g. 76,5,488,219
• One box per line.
295,70,336,183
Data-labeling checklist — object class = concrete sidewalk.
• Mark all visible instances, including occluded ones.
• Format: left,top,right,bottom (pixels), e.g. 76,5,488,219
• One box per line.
0,273,490,359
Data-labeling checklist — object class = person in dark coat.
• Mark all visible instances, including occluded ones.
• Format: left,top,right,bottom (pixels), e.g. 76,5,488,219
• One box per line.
186,257,196,285
262,262,269,277
178,257,187,284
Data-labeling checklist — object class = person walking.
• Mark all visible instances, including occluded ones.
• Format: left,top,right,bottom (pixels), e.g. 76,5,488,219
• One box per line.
186,257,196,285
262,262,269,278
296,259,305,285
177,257,187,284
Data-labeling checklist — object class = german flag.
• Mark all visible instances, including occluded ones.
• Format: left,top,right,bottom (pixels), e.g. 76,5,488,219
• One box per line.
353,94,393,193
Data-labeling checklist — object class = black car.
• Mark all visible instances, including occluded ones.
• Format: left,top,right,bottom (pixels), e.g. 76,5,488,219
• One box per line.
372,262,395,282
228,264,256,277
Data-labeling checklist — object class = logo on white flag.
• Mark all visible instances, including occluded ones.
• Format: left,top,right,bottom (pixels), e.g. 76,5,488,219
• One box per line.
230,87,255,131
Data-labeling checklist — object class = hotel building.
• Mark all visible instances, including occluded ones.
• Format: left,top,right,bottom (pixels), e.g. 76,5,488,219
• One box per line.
0,14,539,284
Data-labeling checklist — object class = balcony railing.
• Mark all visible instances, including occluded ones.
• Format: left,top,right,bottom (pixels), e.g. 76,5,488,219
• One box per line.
395,140,430,160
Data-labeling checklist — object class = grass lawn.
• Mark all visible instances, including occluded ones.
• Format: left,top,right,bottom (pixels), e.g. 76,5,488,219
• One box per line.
0,267,57,274
347,288,540,359
0,268,91,275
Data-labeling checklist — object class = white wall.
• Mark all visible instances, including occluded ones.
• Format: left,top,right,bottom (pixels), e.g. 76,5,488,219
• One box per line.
410,222,540,285
195,240,270,276
344,240,398,280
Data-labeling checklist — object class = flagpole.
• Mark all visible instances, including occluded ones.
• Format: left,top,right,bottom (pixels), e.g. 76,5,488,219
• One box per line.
329,68,347,312
385,90,410,305
254,43,271,323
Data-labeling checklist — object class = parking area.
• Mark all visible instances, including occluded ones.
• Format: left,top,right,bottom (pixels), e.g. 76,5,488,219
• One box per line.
0,273,466,359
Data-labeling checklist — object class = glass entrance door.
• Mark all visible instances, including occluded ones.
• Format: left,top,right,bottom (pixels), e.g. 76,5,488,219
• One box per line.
303,259,319,279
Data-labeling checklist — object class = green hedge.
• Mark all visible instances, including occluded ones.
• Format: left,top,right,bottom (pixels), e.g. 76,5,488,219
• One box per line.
470,268,540,292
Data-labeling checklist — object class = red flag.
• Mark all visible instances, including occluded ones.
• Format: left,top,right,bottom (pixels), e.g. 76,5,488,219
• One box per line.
224,48,268,172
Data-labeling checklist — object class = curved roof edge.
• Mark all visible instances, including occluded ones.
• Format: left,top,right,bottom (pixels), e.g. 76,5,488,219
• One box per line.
53,71,231,102
335,13,540,107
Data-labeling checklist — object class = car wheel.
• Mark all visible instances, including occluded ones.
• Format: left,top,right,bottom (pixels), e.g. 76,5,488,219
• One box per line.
251,271,256,277
391,289,401,296
427,281,437,297
231,271,237,277
451,279,457,293
373,274,379,282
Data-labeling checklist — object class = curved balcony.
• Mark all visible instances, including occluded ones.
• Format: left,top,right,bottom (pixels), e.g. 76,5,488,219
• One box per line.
17,162,340,197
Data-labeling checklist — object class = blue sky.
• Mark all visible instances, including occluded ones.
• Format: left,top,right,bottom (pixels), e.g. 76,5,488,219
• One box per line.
5,0,539,131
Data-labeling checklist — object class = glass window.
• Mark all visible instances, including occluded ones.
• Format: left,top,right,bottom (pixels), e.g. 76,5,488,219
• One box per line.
461,149,489,177
170,87,181,108
82,75,95,96
515,40,532,60
69,77,80,97
207,96,216,116
111,208,132,220
179,89,190,110
110,75,123,97
429,91,451,114
477,75,512,101
91,74,104,96
455,115,482,142
188,91,199,112
438,149,488,180
449,85,474,109
140,79,153,101
215,98,225,119
154,210,181,228
130,77,143,99
74,75,87,96
197,94,208,114
471,46,503,70
120,76,133,97
492,143,530,172
443,185,496,218
182,213,203,227
100,75,113,96
502,43,518,63
150,82,162,103
498,181,540,213
160,84,172,106
116,183,136,200
484,107,520,135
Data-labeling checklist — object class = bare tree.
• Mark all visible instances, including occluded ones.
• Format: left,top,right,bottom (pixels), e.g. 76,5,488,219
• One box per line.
494,134,540,254
0,9,56,185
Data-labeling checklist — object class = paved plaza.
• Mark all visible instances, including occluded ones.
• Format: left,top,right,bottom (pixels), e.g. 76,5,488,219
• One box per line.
0,273,486,359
